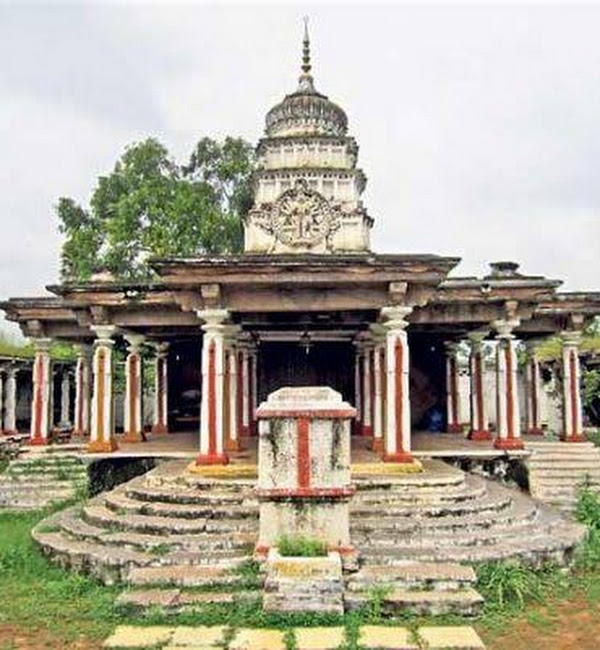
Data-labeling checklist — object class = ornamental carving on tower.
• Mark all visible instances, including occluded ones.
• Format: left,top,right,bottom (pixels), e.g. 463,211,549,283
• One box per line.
250,179,341,251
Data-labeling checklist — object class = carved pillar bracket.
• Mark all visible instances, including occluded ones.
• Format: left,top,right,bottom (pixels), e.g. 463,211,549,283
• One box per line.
196,309,231,466
151,342,169,435
88,325,118,453
381,305,414,463
123,334,146,443
524,339,544,436
467,331,492,441
74,344,92,437
30,338,53,445
4,365,19,436
493,319,524,451
444,341,463,434
560,329,585,442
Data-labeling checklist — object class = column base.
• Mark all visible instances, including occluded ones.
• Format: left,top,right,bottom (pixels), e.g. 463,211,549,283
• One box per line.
560,433,587,443
225,438,243,452
468,429,492,441
526,427,545,436
28,436,50,446
195,453,229,466
87,439,119,453
371,437,384,452
447,423,464,434
383,451,414,464
493,437,524,450
122,430,146,443
3,429,19,436
151,423,168,435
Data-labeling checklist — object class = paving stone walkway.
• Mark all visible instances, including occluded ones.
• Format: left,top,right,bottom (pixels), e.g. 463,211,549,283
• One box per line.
103,624,485,649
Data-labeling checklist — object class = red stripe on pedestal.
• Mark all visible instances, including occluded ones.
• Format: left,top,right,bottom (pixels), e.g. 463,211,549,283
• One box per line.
297,417,310,490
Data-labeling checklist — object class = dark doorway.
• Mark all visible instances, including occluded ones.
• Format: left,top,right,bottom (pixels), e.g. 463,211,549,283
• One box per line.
169,340,201,431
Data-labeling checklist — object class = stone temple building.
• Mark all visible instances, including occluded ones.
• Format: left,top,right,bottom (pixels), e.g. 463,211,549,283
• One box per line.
2,28,600,464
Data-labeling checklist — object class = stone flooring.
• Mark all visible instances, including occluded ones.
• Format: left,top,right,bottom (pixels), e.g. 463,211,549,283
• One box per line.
103,624,486,649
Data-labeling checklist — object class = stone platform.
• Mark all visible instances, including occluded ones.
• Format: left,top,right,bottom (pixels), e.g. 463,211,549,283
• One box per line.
31,458,585,617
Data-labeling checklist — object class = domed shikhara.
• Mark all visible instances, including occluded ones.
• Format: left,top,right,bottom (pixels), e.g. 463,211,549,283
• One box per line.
244,22,373,255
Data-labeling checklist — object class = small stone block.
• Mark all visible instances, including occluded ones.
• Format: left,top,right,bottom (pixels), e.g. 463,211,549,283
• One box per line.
359,626,417,650
229,629,286,650
418,626,486,649
103,625,175,648
116,589,180,608
170,626,227,646
294,627,345,650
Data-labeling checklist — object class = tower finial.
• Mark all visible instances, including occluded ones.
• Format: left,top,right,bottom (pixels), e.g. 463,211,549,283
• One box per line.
302,16,311,75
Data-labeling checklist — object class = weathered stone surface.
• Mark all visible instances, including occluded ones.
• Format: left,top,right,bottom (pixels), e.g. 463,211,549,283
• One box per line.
294,627,345,650
229,629,286,650
170,626,226,646
359,626,418,650
418,626,486,649
103,625,174,648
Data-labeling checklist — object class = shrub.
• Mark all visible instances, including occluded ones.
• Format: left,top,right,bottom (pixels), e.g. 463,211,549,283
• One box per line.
277,535,327,557
575,488,600,531
477,561,544,610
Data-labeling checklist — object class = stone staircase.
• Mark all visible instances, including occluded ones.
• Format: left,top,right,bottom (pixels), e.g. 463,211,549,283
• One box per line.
31,458,585,617
0,448,88,510
526,440,600,513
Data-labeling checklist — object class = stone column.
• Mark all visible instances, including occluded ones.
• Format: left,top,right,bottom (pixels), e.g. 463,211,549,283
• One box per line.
196,309,229,465
30,338,53,445
151,342,169,435
371,342,386,452
560,330,585,442
58,369,71,428
524,340,544,435
250,346,258,435
353,345,362,435
361,339,374,439
0,368,4,434
73,345,92,436
445,341,463,433
382,306,413,463
467,332,492,441
123,334,145,443
493,320,523,450
224,331,242,452
240,345,251,437
4,365,19,435
88,325,118,453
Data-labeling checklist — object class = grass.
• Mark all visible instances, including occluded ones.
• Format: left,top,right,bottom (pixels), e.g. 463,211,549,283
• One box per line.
277,535,328,558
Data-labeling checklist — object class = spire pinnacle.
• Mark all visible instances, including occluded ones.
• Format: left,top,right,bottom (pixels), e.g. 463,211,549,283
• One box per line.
297,16,316,93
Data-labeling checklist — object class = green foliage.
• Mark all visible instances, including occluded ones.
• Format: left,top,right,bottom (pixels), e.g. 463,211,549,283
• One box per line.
58,136,255,281
476,561,545,610
0,331,75,361
574,489,600,571
277,535,328,557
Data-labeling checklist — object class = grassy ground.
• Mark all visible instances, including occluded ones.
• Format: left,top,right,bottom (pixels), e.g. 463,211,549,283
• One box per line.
2,495,600,649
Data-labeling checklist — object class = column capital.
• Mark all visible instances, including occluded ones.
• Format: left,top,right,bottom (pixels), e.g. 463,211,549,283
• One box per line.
467,330,489,348
369,323,387,343
197,308,230,329
561,330,582,347
444,340,461,356
380,305,412,330
492,319,520,340
123,333,145,351
91,324,117,343
73,343,93,359
31,337,53,352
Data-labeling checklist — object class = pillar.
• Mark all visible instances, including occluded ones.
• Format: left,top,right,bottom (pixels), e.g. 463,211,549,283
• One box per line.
4,365,19,435
0,368,4,434
493,320,523,450
58,370,72,428
152,342,169,435
224,332,242,452
524,340,544,435
445,341,463,433
196,309,229,465
30,338,53,445
560,330,585,442
240,345,251,437
73,345,91,436
371,341,386,452
382,306,413,463
88,325,118,453
250,346,258,435
354,345,362,435
467,332,492,441
123,334,145,443
361,340,374,439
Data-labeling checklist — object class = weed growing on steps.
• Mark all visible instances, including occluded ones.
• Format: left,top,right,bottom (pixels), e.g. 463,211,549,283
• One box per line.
149,543,174,556
277,535,328,557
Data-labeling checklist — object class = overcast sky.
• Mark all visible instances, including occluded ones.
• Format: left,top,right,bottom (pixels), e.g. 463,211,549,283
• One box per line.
1,1,599,336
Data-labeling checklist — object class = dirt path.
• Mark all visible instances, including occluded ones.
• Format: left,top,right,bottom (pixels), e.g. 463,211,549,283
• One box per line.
0,624,101,650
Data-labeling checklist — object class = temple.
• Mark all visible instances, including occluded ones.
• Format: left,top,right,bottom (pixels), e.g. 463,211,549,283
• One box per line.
2,27,600,463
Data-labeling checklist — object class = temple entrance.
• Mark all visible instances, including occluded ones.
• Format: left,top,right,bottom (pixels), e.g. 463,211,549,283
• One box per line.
257,341,355,405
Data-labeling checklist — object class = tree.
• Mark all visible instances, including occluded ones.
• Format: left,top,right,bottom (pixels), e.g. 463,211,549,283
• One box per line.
58,137,255,281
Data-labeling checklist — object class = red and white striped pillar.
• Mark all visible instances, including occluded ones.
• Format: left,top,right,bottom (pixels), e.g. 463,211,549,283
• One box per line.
361,339,374,439
73,345,91,437
445,341,463,433
353,345,362,436
382,306,413,463
372,341,386,452
151,342,169,435
123,334,145,443
88,325,118,453
224,328,242,452
467,332,492,441
240,344,251,437
560,330,585,442
524,340,544,436
30,338,53,445
250,346,258,435
493,320,523,450
197,309,229,465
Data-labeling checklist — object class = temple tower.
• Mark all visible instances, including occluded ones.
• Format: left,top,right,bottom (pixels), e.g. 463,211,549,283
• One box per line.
244,22,373,254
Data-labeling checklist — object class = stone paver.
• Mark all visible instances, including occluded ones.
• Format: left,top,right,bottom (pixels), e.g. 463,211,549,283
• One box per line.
294,626,345,650
170,626,227,646
359,625,418,650
103,625,175,648
418,626,485,649
229,629,286,650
